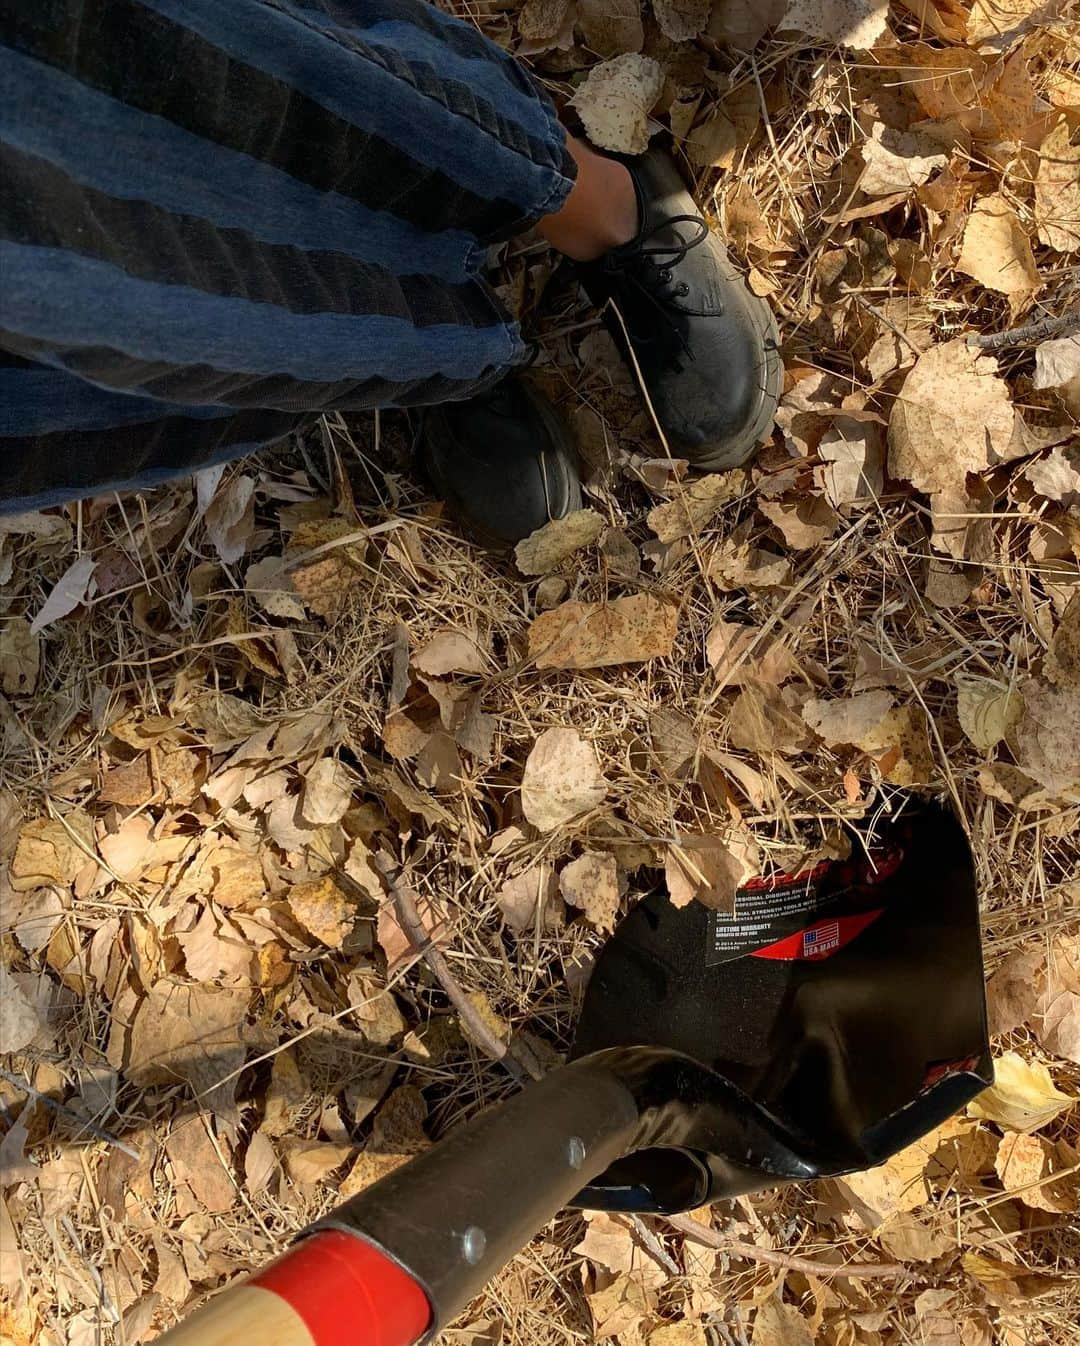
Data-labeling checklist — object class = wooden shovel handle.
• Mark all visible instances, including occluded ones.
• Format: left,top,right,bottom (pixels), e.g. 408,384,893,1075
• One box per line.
158,1231,431,1346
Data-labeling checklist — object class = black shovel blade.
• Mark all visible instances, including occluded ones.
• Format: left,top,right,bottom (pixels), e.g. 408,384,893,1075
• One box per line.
569,797,993,1212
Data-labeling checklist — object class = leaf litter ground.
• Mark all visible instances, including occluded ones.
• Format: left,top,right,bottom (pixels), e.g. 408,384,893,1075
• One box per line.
2,2,1080,1344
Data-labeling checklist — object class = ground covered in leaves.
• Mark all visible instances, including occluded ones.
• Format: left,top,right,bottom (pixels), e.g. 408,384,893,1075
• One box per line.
2,2,1080,1344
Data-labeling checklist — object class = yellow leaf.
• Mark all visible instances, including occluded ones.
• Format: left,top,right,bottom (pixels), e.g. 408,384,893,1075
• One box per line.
968,1051,1074,1133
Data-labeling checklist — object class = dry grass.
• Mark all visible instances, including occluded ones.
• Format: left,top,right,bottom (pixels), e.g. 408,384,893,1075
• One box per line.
2,3,1080,1345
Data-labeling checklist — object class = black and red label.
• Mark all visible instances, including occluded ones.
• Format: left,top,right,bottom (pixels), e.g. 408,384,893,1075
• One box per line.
706,843,902,966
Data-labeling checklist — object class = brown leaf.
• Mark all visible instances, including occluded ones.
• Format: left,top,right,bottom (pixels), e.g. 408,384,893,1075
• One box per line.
962,1251,1068,1305
283,1140,354,1186
528,594,679,670
521,728,606,832
10,813,93,890
710,526,792,590
412,628,489,676
1013,676,1080,796
0,617,39,696
994,1131,1079,1212
956,194,1040,295
665,832,759,912
759,495,839,550
887,341,1017,503
728,682,810,755
300,757,353,825
587,1272,652,1339
203,473,255,565
751,1295,814,1346
647,473,743,543
577,0,644,57
802,691,895,745
1039,991,1080,1065
652,0,710,42
1046,592,1080,687
288,875,354,948
779,0,890,50
0,963,44,1054
855,704,936,785
514,510,605,575
99,754,154,807
287,519,369,621
877,1212,954,1262
1036,118,1080,253
860,121,948,196
166,1116,235,1214
559,852,621,931
127,979,248,1102
497,864,560,933
986,945,1047,1036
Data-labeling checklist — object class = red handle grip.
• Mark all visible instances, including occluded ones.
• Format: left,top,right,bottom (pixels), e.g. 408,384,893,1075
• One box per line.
158,1230,431,1346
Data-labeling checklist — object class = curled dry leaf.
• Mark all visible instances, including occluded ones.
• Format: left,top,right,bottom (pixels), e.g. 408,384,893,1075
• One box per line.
514,509,605,576
956,194,1040,296
1039,991,1080,1065
665,831,759,912
412,628,488,677
204,473,256,565
968,1051,1073,1133
559,852,621,931
860,122,948,197
521,727,606,832
779,0,890,50
647,473,743,544
710,524,792,590
569,54,664,156
0,962,45,1054
528,594,679,669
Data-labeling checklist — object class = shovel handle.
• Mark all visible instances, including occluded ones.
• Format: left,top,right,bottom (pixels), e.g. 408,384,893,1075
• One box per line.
158,1230,432,1346
158,1058,643,1344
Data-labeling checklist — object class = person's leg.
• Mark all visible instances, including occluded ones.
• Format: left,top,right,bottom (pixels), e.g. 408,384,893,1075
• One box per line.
536,138,638,262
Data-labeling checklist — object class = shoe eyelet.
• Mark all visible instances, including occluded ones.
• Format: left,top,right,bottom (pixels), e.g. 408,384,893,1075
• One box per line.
659,269,672,284
675,283,690,297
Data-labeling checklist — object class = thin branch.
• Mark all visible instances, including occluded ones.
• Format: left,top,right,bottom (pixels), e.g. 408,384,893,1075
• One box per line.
361,857,536,1083
0,1066,140,1160
663,1212,912,1280
966,310,1080,352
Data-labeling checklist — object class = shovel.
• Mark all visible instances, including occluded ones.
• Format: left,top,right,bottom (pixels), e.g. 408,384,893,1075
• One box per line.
160,797,991,1346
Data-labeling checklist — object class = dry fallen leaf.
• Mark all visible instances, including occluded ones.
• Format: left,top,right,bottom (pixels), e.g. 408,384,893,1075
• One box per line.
968,1051,1074,1132
528,594,679,669
994,1131,1079,1213
855,704,936,785
816,419,885,507
587,1272,652,1339
30,553,97,634
577,0,644,57
0,962,45,1054
962,1251,1068,1306
1024,446,1080,505
412,628,489,677
956,193,1040,296
836,1118,978,1226
1036,118,1080,253
652,0,710,42
283,1139,354,1186
860,121,948,196
647,474,743,543
877,1211,955,1262
10,814,93,890
801,691,895,746
751,1295,814,1346
665,831,759,912
514,510,605,575
496,864,560,934
779,0,889,50
0,617,39,697
204,473,256,565
986,944,1047,1035
729,681,810,754
1033,335,1080,390
1013,677,1080,797
888,340,1017,500
570,54,664,155
1039,991,1080,1065
559,852,621,931
955,678,1023,751
521,728,606,832
760,495,839,550
288,875,354,948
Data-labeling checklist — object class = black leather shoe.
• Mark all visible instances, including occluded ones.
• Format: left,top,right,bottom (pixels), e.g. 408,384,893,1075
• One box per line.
579,149,782,471
420,375,582,547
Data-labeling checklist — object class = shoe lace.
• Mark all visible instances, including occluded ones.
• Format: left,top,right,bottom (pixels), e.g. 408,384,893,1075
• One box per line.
602,212,710,309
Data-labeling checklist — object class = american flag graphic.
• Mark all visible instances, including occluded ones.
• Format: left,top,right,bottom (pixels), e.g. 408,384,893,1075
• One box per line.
802,921,841,956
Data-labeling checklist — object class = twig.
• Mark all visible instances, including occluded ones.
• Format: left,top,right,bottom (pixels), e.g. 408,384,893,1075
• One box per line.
663,1212,911,1280
845,291,926,357
966,310,1080,352
364,857,535,1083
628,1214,681,1276
0,1066,140,1160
